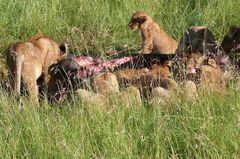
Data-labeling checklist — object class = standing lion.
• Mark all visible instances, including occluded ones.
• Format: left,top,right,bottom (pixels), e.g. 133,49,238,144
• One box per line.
6,33,68,106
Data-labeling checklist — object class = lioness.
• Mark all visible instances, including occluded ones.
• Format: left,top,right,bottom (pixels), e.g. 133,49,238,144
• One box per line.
6,33,68,106
184,52,228,94
114,61,179,99
128,11,178,54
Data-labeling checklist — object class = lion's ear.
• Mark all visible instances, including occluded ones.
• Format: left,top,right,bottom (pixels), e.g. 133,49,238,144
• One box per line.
59,43,69,56
208,59,217,68
139,16,147,24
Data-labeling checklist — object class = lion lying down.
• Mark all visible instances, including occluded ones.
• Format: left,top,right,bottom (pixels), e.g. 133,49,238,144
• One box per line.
173,26,234,95
45,52,195,109
47,54,179,104
47,50,231,108
174,51,231,95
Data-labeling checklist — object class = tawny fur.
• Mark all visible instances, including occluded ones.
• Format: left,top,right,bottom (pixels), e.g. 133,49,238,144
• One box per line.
200,61,227,95
129,11,178,54
93,72,120,96
113,62,179,99
114,63,172,88
5,33,68,106
185,53,227,95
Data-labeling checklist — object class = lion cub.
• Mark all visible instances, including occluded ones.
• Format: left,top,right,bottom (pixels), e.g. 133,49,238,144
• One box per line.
128,11,178,54
6,33,68,106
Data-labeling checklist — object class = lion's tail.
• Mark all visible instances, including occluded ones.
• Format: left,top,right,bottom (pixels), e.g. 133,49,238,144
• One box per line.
8,43,24,98
15,50,23,98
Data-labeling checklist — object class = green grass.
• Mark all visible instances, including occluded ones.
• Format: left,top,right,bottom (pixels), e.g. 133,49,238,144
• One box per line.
0,0,239,56
0,0,240,158
0,88,240,158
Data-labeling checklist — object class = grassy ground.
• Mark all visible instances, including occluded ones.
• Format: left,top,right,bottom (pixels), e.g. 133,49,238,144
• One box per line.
0,0,240,158
1,87,240,158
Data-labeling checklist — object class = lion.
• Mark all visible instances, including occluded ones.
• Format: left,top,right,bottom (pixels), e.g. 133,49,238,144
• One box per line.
176,26,217,55
128,11,178,54
114,61,179,99
184,52,228,94
221,26,240,67
6,33,68,106
174,26,232,94
93,72,120,96
221,26,240,54
114,63,170,87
